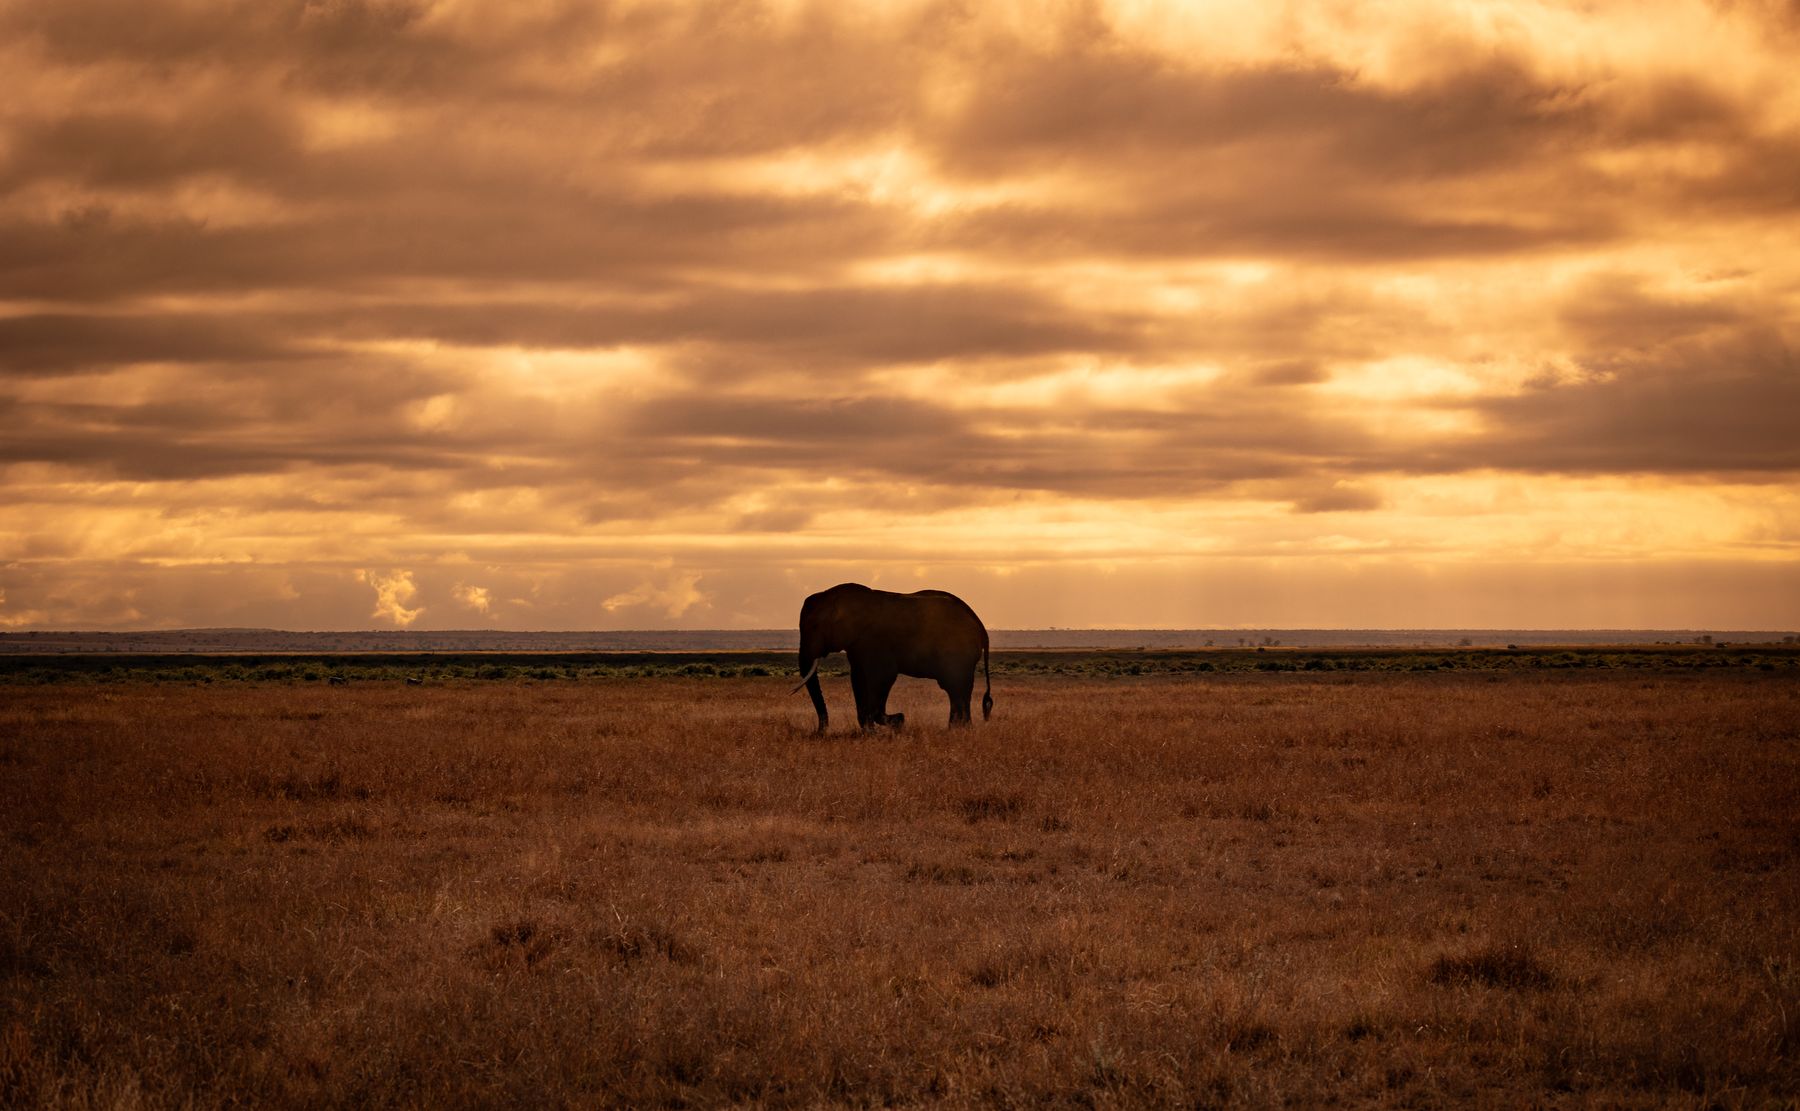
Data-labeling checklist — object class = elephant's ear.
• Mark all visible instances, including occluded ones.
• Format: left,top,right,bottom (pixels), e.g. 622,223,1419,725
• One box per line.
814,597,844,645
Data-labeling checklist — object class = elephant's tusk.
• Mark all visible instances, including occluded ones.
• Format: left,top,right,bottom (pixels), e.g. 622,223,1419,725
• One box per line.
789,659,820,694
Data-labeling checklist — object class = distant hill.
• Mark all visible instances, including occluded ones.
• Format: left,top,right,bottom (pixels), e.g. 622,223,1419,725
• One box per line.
1,628,1792,654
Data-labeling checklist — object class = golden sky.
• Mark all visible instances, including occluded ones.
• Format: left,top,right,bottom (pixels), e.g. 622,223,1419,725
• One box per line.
2,0,1797,630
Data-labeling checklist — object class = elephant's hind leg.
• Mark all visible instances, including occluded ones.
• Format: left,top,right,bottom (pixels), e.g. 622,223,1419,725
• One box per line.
942,674,975,726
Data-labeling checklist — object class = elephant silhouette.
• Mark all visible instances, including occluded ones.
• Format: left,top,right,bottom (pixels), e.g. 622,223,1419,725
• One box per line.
793,583,992,732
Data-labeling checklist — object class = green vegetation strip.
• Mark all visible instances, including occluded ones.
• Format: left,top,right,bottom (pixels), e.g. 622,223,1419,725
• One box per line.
1,646,1796,685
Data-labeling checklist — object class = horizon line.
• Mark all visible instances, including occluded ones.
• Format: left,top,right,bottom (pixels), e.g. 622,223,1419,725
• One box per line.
4,626,1793,636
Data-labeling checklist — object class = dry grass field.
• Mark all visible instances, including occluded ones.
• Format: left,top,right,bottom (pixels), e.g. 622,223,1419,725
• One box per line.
1,669,1796,1107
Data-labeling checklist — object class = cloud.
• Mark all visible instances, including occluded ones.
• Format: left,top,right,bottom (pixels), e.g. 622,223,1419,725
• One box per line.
0,0,1795,630
1556,272,1750,352
0,104,306,193
602,570,709,620
1466,330,1800,477
452,581,492,614
357,568,423,626
0,587,49,628
0,312,315,375
1291,482,1385,514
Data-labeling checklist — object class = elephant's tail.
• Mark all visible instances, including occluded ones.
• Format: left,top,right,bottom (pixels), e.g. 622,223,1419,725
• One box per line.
981,640,993,720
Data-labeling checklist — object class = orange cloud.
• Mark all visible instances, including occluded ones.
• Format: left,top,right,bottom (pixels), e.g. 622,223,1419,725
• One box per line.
452,581,492,615
357,569,424,627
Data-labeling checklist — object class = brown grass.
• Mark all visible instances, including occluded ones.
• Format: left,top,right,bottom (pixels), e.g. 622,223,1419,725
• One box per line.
1,671,1796,1107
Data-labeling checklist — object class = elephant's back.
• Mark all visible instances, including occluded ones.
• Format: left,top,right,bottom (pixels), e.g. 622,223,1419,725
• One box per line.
907,590,987,636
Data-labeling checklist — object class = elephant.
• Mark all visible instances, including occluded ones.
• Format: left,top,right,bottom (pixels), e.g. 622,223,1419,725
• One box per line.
792,583,993,732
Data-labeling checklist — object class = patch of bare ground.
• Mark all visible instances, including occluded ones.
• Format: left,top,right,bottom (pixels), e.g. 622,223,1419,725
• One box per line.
0,671,1795,1106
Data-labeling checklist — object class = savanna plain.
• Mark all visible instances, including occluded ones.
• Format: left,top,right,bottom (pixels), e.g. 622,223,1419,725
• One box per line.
1,662,1796,1107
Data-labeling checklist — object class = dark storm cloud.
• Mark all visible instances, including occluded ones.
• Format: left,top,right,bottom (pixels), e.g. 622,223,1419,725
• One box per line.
326,284,1148,365
0,105,306,192
918,43,1758,259
0,353,481,483
927,54,1622,177
2,0,915,153
1557,273,1749,352
286,277,1402,386
1290,482,1385,514
0,399,469,480
1466,330,1800,477
1250,361,1330,387
1681,134,1800,215
630,395,964,451
1711,0,1800,38
1488,278,1800,479
0,312,314,374
948,199,1611,264
610,388,1379,498
0,280,1147,383
6,0,543,94
0,190,897,302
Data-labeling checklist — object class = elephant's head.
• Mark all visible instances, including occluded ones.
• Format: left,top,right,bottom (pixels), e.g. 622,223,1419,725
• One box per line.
794,590,847,731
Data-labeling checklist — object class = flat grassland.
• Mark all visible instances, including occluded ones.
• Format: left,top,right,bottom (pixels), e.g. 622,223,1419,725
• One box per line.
1,668,1795,1107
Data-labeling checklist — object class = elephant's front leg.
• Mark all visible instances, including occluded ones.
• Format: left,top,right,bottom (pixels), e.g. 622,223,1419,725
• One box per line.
871,668,902,730
848,656,903,731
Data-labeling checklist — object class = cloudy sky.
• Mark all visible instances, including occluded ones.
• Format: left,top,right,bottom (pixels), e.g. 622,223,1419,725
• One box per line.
2,0,1797,631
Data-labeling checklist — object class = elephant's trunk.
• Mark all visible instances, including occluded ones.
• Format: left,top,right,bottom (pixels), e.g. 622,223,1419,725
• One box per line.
804,669,828,733
798,635,828,732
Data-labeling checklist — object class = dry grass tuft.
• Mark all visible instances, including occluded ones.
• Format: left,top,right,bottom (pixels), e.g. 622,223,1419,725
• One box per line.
589,914,700,966
1428,942,1559,990
958,790,1025,823
476,919,562,969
